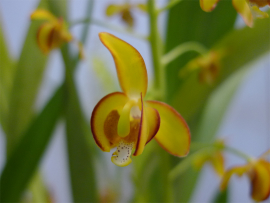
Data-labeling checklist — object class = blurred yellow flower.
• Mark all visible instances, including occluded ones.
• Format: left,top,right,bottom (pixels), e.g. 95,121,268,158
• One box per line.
31,9,73,54
200,0,269,27
90,32,190,167
193,150,225,176
106,3,147,28
220,150,270,201
179,51,221,85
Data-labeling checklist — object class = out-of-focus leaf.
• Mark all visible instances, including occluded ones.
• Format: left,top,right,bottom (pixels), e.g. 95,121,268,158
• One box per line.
171,14,270,122
195,66,250,142
0,20,15,132
212,188,228,203
47,0,98,201
165,0,237,101
0,87,63,203
171,63,251,202
5,0,49,155
62,47,98,202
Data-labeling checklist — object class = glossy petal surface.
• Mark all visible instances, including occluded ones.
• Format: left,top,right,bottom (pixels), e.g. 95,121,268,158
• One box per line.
133,96,160,156
146,101,190,157
251,160,270,201
31,9,57,22
200,0,219,12
232,0,253,27
99,32,148,99
91,92,129,152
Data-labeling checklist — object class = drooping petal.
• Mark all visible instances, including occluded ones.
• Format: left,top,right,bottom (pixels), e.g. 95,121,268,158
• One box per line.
250,5,269,19
106,4,125,16
232,0,253,27
211,152,225,176
91,92,129,152
146,101,190,157
30,9,57,22
99,32,148,99
220,165,249,190
250,160,270,201
133,95,160,156
36,22,55,53
200,0,220,12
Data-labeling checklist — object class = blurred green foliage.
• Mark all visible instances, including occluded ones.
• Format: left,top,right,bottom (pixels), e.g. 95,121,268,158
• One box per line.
0,0,269,202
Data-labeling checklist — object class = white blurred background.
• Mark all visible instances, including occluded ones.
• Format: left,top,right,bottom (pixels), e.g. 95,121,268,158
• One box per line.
0,0,269,202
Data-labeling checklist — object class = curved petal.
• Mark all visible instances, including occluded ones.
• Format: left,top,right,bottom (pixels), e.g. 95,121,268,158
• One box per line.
211,152,225,176
200,0,220,12
106,4,125,16
146,101,190,157
37,22,55,53
90,92,129,152
133,95,160,156
31,9,57,22
99,32,148,99
220,165,249,190
232,0,253,27
250,160,270,201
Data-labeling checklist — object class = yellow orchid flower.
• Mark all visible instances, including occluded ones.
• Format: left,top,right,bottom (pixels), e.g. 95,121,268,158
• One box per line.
179,51,221,85
31,9,73,54
90,32,191,167
193,150,225,176
106,3,147,28
200,0,269,27
220,150,270,201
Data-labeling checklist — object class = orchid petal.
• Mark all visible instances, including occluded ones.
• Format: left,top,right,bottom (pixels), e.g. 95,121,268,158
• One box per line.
106,4,125,16
232,0,253,27
37,22,55,54
200,0,219,12
146,101,190,157
211,152,225,176
250,5,269,19
30,9,57,22
133,95,160,156
220,165,249,190
99,32,148,99
250,160,270,201
91,92,129,152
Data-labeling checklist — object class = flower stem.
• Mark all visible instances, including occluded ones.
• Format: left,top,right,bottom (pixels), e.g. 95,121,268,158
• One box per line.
224,146,253,162
70,18,147,40
157,0,183,14
148,0,166,100
162,41,208,65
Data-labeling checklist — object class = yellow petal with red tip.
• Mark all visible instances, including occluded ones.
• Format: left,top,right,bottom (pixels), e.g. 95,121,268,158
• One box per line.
133,95,160,156
200,0,220,12
37,22,55,54
220,165,249,190
30,9,57,22
99,32,148,99
250,160,270,201
146,101,190,157
91,92,129,152
232,0,253,27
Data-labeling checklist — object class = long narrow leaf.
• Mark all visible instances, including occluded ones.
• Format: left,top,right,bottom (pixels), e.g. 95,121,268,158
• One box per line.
5,0,49,154
0,86,63,203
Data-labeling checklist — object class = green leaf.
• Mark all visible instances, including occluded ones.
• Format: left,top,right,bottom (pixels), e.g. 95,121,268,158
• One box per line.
0,20,15,132
165,0,237,100
5,0,49,154
171,14,270,122
0,86,63,203
212,188,228,203
62,47,98,201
